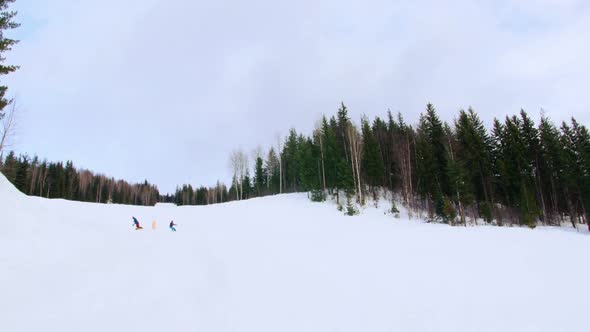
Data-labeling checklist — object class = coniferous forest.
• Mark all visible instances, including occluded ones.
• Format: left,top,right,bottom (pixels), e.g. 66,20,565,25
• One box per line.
1,152,160,206
215,103,590,230
2,103,590,230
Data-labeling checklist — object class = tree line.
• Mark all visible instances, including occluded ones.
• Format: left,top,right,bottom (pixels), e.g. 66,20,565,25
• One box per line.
3,102,589,230
1,152,160,206
2,0,589,229
197,103,588,230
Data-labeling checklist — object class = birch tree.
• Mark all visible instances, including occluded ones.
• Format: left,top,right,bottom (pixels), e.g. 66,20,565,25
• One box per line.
0,100,17,157
347,123,363,204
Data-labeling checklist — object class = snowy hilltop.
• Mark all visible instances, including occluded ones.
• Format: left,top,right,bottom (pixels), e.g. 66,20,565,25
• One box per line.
1,173,589,332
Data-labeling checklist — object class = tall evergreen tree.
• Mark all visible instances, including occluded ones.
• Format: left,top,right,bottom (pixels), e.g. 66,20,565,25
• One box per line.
570,119,590,229
416,104,449,220
361,115,384,196
254,155,265,197
538,115,564,224
0,0,18,117
455,108,493,221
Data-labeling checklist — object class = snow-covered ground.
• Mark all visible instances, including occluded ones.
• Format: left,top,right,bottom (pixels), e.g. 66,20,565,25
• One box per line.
1,173,589,332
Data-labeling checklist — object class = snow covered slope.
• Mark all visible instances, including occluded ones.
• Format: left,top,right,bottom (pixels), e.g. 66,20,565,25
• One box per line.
1,173,589,332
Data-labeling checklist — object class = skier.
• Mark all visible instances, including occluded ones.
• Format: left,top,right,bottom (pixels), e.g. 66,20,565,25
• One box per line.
169,220,177,232
132,217,143,230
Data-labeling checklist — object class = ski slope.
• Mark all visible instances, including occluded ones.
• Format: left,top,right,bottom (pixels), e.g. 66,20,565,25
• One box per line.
1,173,589,332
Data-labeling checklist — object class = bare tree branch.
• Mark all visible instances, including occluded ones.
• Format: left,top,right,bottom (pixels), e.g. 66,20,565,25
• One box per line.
0,99,18,158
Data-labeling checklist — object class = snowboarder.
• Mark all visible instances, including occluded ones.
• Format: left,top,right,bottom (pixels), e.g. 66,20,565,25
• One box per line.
170,220,177,232
132,217,143,230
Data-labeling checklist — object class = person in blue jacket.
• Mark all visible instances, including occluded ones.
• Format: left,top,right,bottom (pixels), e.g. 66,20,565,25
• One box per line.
170,220,177,232
132,217,143,230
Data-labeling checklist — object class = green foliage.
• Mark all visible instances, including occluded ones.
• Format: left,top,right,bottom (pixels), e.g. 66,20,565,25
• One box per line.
310,189,326,202
479,201,493,223
2,152,159,205
0,0,19,115
254,156,266,196
345,195,358,216
441,196,457,224
390,200,400,218
361,115,384,188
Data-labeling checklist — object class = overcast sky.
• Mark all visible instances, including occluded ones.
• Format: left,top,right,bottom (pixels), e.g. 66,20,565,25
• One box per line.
5,0,590,193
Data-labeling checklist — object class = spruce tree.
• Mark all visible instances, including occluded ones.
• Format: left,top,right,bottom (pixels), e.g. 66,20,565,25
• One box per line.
361,116,384,197
445,123,471,224
3,149,16,182
520,110,546,223
571,119,590,229
504,116,537,227
560,122,583,225
416,104,449,220
282,129,300,192
321,117,339,191
0,0,18,117
538,115,564,224
254,156,265,197
14,154,28,192
455,108,493,221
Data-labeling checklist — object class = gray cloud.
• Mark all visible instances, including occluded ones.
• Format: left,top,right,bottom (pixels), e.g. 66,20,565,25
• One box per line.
5,0,590,193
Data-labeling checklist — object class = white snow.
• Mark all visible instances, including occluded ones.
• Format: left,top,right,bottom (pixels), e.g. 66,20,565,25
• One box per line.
1,173,589,332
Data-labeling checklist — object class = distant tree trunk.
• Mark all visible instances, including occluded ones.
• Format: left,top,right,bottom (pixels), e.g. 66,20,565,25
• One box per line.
276,134,283,194
447,133,465,225
347,125,363,204
534,158,547,224
319,130,326,191
549,176,559,225
0,102,18,156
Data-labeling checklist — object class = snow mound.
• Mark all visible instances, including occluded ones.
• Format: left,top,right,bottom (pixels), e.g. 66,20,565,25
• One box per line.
0,172,22,197
154,202,177,207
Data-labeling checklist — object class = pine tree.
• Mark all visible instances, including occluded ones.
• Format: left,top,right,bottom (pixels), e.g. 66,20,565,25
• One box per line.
14,154,28,192
325,115,354,202
560,121,583,226
297,135,319,192
504,116,537,227
254,155,265,197
361,115,383,188
445,123,472,224
570,119,590,229
0,0,18,117
538,115,564,224
416,104,449,221
455,108,493,221
243,170,252,199
282,129,300,192
334,104,355,197
520,110,546,223
321,117,339,191
2,150,16,182
374,115,393,190
265,148,281,194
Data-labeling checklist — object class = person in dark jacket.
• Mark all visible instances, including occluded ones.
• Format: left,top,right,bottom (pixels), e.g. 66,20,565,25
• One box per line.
132,217,143,230
170,220,177,232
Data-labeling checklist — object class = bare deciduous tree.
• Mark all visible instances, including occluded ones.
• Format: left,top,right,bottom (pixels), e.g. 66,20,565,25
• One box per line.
229,149,248,200
347,123,363,203
0,100,18,158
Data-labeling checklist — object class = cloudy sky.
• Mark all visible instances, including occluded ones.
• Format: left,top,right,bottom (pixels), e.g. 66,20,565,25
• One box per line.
5,0,590,193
